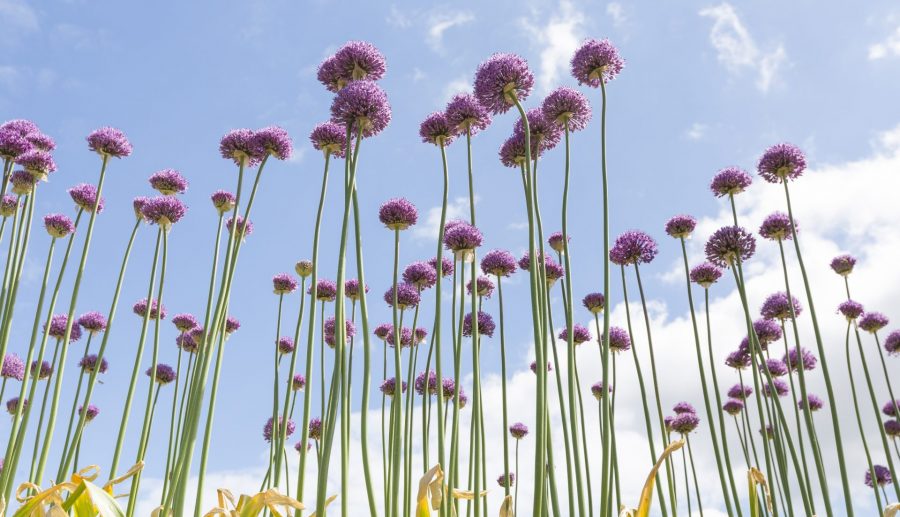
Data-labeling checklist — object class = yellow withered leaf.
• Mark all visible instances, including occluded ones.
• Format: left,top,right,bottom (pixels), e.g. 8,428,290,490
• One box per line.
415,464,444,517
307,494,336,517
451,489,489,501
884,503,900,517
748,467,773,517
498,495,513,517
634,438,684,517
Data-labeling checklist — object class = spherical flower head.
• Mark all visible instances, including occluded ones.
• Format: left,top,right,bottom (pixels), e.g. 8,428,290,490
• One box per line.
78,354,108,374
146,169,188,196
885,330,900,356
255,125,293,160
211,190,236,214
330,80,391,138
0,195,18,218
763,378,789,398
414,370,438,396
0,129,32,160
705,226,756,267
374,323,393,341
665,215,697,239
225,316,241,334
830,254,856,276
176,333,198,353
541,86,592,131
673,402,696,415
610,230,658,265
171,313,198,333
323,317,356,341
295,260,314,278
379,197,418,230
86,127,132,158
1,119,40,136
689,263,723,290
473,53,534,114
146,363,176,385
16,149,56,179
530,361,552,374
784,347,817,372
838,300,864,321
514,108,562,152
467,276,495,298
26,133,55,152
885,419,900,437
547,232,571,254
133,298,166,320
445,93,492,136
429,256,455,278
883,400,900,418
46,314,82,342
226,216,253,240
764,358,788,378
799,394,824,412
31,360,53,380
571,38,624,86
477,251,516,281
379,377,407,397
443,221,483,258
10,170,36,195
344,278,369,300
309,122,347,159
859,312,889,334
1,354,25,381
317,55,346,92
727,383,753,400
77,311,108,334
671,413,700,434
403,262,438,290
458,390,469,409
509,422,529,440
497,473,515,488
308,418,323,440
710,167,752,198
220,129,263,166
759,212,796,241
760,292,803,321
591,381,613,400
308,279,337,302
865,465,893,488
141,196,186,229
130,197,149,221
758,143,806,183
499,132,529,168
277,336,296,355
43,213,75,239
753,319,782,346
419,112,455,146
463,311,495,338
292,374,306,391
68,183,105,214
582,292,606,314
384,283,420,310
263,417,296,443
272,273,298,295
723,399,744,416
605,326,631,353
6,397,27,414
725,349,751,370
559,324,592,345
78,404,100,422
333,40,387,83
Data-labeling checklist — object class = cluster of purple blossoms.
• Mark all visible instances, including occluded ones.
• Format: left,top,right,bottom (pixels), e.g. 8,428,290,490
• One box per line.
414,370,438,396
722,399,744,416
541,87,592,132
219,129,260,166
0,196,18,218
31,360,53,380
765,358,789,377
403,262,438,290
17,150,57,179
373,323,392,342
799,394,824,412
379,197,418,230
509,422,529,439
330,80,392,138
610,230,658,265
277,336,295,355
43,213,75,239
131,197,150,220
383,283,420,309
308,418,323,441
758,212,796,241
1,354,25,381
763,378,789,398
605,326,631,352
141,196,187,229
429,256,454,278
46,314,82,342
379,377,407,397
133,298,166,320
670,412,700,434
753,319,783,346
757,143,806,183
310,122,348,158
77,311,108,334
176,333,198,353
78,404,100,422
859,312,889,333
837,300,864,320
263,417,296,443
830,254,856,276
68,184,105,214
86,127,133,158
473,53,534,114
705,226,756,267
146,364,177,385
864,465,893,488
149,169,189,195
498,132,528,168
725,349,751,370
443,220,483,254
709,167,752,198
310,279,337,302
514,108,562,153
445,93,492,136
497,473,515,488
885,419,900,437
292,374,306,391
323,317,356,341
319,41,386,92
440,378,457,401
885,330,900,356
7,397,27,414
211,190,236,214
547,232,571,253
78,354,109,374
10,170,37,195
591,382,613,400
463,311,496,338
467,276,495,298
255,126,293,161
559,324,592,345
295,260,314,278
570,38,624,86
665,215,697,239
272,273,298,295
882,400,900,418
760,292,803,321
344,279,368,300
530,361,552,374
727,383,753,400
689,262,723,288
582,292,605,314
171,313,198,333
784,347,817,371
226,215,253,239
673,402,696,415
419,112,455,147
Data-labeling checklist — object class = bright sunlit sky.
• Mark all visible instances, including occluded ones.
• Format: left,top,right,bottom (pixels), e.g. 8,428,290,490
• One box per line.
3,0,900,514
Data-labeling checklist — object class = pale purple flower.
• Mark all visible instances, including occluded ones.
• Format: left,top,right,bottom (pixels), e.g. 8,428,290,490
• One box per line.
0,195,18,217
799,394,824,412
559,324,592,345
171,313,198,333
759,212,796,241
277,336,295,355
763,378,789,397
760,292,802,321
31,360,52,380
379,377,407,397
443,220,483,252
255,126,293,160
885,330,900,356
758,143,807,183
78,354,108,374
0,129,31,159
546,232,571,254
292,374,306,391
344,279,368,300
10,170,36,195
86,127,132,158
582,292,605,314
610,230,658,265
830,254,856,276
509,422,529,439
26,133,55,152
429,256,454,278
273,273,298,295
859,312,889,333
263,417,296,443
838,300,864,320
727,383,753,400
665,215,697,239
46,314,82,342
403,262,438,290
176,333,198,353
133,196,150,220
220,129,263,166
690,262,723,288
499,133,528,168
295,260,313,278
68,184,105,214
78,404,100,421
463,311,495,338
591,381,613,400
146,363,176,385
710,167,752,198
384,283,420,309
149,169,188,195
541,87,591,131
670,413,700,434
211,190,236,214
225,316,241,334
379,197,418,230
330,80,391,138
514,108,562,152
141,196,186,228
885,419,900,437
865,465,893,488
310,122,347,158
473,53,534,114
445,93,492,136
673,402,696,415
725,350,751,370
497,473,515,488
226,215,253,239
419,112,455,146
764,358,788,377
323,317,356,340
883,400,900,418
308,417,323,440
133,298,166,320
1,354,24,381
466,275,495,298
753,319,783,345
6,397,27,414
43,213,75,239
606,326,631,352
784,347,817,371
441,378,457,400
571,38,624,86
723,399,744,415
317,56,346,92
414,370,438,396
705,226,756,267
310,279,337,302
1,119,39,136
333,41,386,84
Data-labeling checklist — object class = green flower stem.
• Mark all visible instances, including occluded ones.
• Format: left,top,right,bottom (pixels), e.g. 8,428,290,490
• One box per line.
403,300,422,517
678,239,740,516
447,256,462,515
844,322,883,513
0,192,25,333
161,345,184,502
470,257,485,517
431,141,450,517
266,294,286,487
738,370,763,472
164,345,195,505
58,333,93,475
28,339,61,481
514,439,520,517
733,415,750,465
543,410,562,516
611,355,620,509
497,276,511,500
388,227,403,517
872,331,899,442
681,445,692,516
687,438,704,517
780,325,815,508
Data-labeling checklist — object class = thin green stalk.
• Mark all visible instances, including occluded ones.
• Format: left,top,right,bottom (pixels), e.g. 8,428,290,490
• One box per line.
58,333,94,476
28,339,61,482
432,141,451,517
267,294,285,486
681,446,692,516
497,277,511,500
687,438,704,517
161,346,184,502
845,322,883,513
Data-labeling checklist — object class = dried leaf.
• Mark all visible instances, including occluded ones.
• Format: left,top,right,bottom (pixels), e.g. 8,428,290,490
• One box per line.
499,495,513,517
635,439,684,517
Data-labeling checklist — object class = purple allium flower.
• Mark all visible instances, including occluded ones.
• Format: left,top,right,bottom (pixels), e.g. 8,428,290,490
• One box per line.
78,354,108,374
141,196,187,228
830,254,856,276
43,213,75,239
220,129,263,166
705,226,756,267
6,397,27,414
1,119,39,136
883,400,900,418
16,150,56,178
146,363,176,385
799,394,824,412
149,169,188,196
10,170,36,195
31,360,52,380
132,196,150,220
133,299,166,320
277,336,296,355
295,260,313,278
308,417,323,440
605,326,631,352
759,212,796,241
865,465,893,488
473,53,534,114
689,262,723,289
430,256,455,278
333,40,387,84
403,262,438,290
211,190,236,214
458,389,469,409
673,402,697,415
443,221,483,253
723,399,744,416
784,347,817,372
46,314,82,342
330,80,391,138
26,133,55,152
0,195,18,218
670,412,700,434
414,370,438,396
226,215,253,239
86,127,132,158
591,381,613,400
709,167,752,198
886,330,900,356
758,143,807,183
725,349,751,370
176,333,198,353
68,184,105,214
316,55,345,92
765,358,788,377
508,423,528,441
610,230,658,265
543,257,565,284
445,93,492,136
530,361,552,373
559,324,592,345
467,276,495,298
374,323,393,341
171,313,198,333
225,316,241,334
292,374,306,391
763,378,789,398
665,215,697,239
272,273,298,295
383,283,420,309
838,300,864,320
859,312,889,334
885,419,900,437
497,472,515,488
546,232,571,254
727,383,753,400
753,319,783,345
498,133,529,168
760,292,803,321
379,377,407,397
463,311,495,338
309,122,347,158
378,197,418,230
255,126,293,161
323,317,356,341
541,87,592,131
294,441,312,453
1,354,25,381
419,112,455,146
76,311,107,335
514,108,562,152
582,292,605,314
263,417,296,443
571,38,624,86
0,129,31,160
78,404,100,422
344,279,369,300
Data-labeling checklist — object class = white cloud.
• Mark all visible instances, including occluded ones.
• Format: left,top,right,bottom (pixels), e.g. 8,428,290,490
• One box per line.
868,26,900,60
0,0,37,32
685,122,708,141
442,75,471,102
606,2,627,28
0,66,19,90
386,4,413,28
426,10,474,53
412,67,427,83
413,196,475,242
698,3,787,93
520,0,586,93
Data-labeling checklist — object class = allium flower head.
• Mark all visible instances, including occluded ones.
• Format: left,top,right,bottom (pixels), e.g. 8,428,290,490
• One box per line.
378,197,418,230
78,354,109,374
277,336,295,355
6,397,27,414
171,313,198,333
323,317,356,340
31,360,53,379
226,216,253,239
705,226,756,267
149,169,188,195
379,377,407,397
610,230,658,265
885,330,900,356
1,354,25,381
330,80,391,138
0,195,18,217
225,316,241,334
710,167,752,198
509,422,529,439
559,324,592,345
211,190,236,214
76,312,107,335
78,404,100,422
463,311,495,338
784,347,817,372
530,361,552,373
763,378,789,397
445,93,492,136
308,418,323,440
723,399,744,416
68,184,105,214
309,279,337,302
498,132,529,168
47,314,81,342
725,349,751,370
757,143,807,183
141,196,186,229
440,378,457,400
26,133,55,152
883,400,900,418
591,381,613,400
292,374,306,391
263,417,296,443
295,260,314,278
497,473,515,488
458,389,469,408
429,256,454,278
86,127,132,158
133,298,166,320
176,333,198,353
254,126,293,160
799,394,824,412
309,122,347,158
885,419,900,437
317,56,346,92
541,87,591,131
514,108,562,152
0,129,31,160
606,326,631,352
473,53,534,114
272,273,298,295
838,300,864,320
1,119,40,136
753,319,782,345
344,279,368,300
219,129,263,166
673,402,696,415
333,41,387,83
403,262,438,290
759,212,796,241
383,283,420,309
865,465,893,488
665,215,697,239
571,38,624,86
132,196,150,220
765,358,788,377
582,292,605,314
689,262,723,289
443,221,483,254
414,370,438,396
10,170,36,195
760,292,802,321
830,254,856,276
146,363,176,385
43,214,75,239
419,112,455,146
670,413,700,434
467,276,495,298
859,312,889,333
728,383,753,400
547,232,571,254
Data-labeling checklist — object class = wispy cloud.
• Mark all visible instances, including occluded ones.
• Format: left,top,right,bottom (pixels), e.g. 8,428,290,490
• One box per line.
606,2,627,28
684,122,708,141
442,74,471,102
386,4,413,28
519,0,586,93
868,26,900,60
426,10,475,53
0,0,38,47
412,196,475,242
698,3,787,93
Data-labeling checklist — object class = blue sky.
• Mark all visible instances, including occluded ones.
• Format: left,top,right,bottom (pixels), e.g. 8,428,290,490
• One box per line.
3,0,900,514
